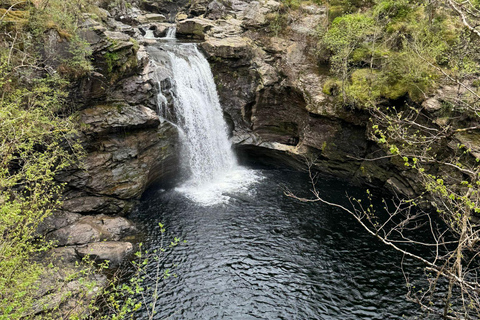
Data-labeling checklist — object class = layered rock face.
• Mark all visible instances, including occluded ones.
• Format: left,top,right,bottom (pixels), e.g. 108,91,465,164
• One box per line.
160,0,469,199
170,1,397,188
35,12,180,282
70,18,180,211
31,0,476,315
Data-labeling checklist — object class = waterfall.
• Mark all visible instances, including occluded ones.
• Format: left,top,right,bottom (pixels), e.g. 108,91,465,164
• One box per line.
144,29,155,39
168,46,237,181
165,27,176,39
143,27,176,40
150,42,258,205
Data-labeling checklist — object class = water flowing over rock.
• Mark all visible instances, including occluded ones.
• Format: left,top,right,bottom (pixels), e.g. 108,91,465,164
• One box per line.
149,42,258,205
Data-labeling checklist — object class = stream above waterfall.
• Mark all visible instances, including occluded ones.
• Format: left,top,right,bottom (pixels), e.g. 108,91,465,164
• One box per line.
128,169,425,320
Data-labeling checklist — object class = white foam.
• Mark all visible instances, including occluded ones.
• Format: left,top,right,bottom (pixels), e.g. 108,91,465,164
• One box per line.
175,167,261,206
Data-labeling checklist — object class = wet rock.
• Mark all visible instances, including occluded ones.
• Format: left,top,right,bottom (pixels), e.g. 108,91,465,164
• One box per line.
57,102,179,212
61,196,128,215
251,86,307,145
141,0,190,20
177,17,214,39
137,13,166,24
303,117,368,161
142,23,174,37
49,223,102,246
76,242,134,267
68,123,177,201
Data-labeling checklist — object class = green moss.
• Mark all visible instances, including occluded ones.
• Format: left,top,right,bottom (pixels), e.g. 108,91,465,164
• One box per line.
328,5,345,22
380,81,408,100
351,47,370,63
346,69,382,105
130,38,140,51
104,51,119,73
322,78,341,96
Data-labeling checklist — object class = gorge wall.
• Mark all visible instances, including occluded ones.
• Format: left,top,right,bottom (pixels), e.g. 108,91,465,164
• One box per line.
28,0,480,316
173,0,417,195
55,0,462,220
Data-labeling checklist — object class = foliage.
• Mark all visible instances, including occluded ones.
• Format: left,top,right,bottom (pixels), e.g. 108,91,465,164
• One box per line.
310,0,480,318
0,0,94,318
318,0,479,108
322,13,374,102
90,224,185,320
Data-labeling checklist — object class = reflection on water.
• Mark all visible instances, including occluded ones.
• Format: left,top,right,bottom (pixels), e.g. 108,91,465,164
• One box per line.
129,169,425,320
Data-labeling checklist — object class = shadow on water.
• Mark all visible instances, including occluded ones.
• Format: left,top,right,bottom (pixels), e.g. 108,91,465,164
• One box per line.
127,168,438,320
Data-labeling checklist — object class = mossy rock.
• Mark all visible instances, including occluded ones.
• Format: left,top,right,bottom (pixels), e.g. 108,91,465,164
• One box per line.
380,81,407,100
351,47,370,63
322,78,341,96
328,6,344,22
345,68,409,104
346,69,381,103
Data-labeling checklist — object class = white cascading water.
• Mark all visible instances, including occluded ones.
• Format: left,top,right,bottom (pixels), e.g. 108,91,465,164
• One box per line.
153,43,258,205
144,26,176,40
144,29,155,39
165,27,176,39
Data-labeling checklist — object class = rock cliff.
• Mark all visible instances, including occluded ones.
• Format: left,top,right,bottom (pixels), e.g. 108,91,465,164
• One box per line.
165,1,404,192
167,0,474,201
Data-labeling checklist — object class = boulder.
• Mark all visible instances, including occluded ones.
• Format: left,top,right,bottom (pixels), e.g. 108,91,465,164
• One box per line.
51,247,81,264
177,17,214,39
189,0,209,15
137,13,166,24
76,242,134,267
176,12,188,21
422,97,442,112
45,215,136,247
80,215,137,241
240,1,280,28
454,131,480,160
201,36,252,59
206,0,227,20
48,223,102,246
37,211,81,235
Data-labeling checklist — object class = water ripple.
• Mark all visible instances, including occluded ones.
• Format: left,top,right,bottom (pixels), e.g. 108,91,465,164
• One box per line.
130,169,427,319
